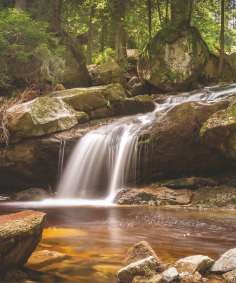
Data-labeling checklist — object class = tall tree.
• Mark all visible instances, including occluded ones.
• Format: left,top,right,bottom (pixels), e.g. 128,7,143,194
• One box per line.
148,0,151,44
218,0,225,79
114,0,127,60
171,0,194,26
87,4,96,65
53,0,61,32
15,0,27,11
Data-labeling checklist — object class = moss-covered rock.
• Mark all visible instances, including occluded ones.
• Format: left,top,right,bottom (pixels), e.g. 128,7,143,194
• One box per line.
200,104,236,161
9,188,50,201
114,186,193,205
89,62,127,88
7,97,84,143
138,100,231,182
127,76,151,96
138,26,209,91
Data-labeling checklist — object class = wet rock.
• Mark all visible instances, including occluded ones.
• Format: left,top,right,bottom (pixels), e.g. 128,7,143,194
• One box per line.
197,73,208,86
124,241,160,266
128,77,151,96
9,188,50,201
190,82,204,91
138,27,208,91
180,271,209,283
27,250,68,268
175,255,214,274
116,95,156,116
161,177,218,190
1,268,27,282
222,269,236,283
162,267,179,282
117,256,157,282
89,62,127,89
114,187,193,206
191,186,236,209
7,97,84,143
138,100,231,182
209,248,236,273
132,274,162,283
200,103,236,162
0,211,46,272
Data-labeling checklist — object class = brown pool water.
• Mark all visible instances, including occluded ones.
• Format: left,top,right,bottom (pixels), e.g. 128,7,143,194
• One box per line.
0,203,236,283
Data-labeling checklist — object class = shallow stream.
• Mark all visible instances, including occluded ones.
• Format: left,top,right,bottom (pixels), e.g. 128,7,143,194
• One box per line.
1,203,236,282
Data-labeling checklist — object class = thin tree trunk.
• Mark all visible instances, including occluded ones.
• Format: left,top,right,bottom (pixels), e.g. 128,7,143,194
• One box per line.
53,0,61,33
157,0,162,27
148,0,151,44
165,0,169,23
101,20,108,52
114,0,126,61
188,0,194,25
218,0,224,79
15,0,27,11
171,0,192,26
87,4,96,65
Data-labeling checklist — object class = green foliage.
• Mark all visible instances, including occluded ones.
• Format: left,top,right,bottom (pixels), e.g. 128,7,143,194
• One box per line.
0,8,55,88
95,47,115,65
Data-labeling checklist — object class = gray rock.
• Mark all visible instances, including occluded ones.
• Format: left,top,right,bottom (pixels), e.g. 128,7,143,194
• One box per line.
223,269,236,283
210,248,236,273
9,188,50,201
117,256,156,282
162,267,179,282
175,255,214,274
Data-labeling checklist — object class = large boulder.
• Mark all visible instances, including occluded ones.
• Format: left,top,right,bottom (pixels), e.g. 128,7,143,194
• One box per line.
200,104,236,162
223,269,236,283
138,27,209,91
114,187,193,206
89,62,127,88
0,211,46,272
124,241,160,266
203,51,236,82
138,100,231,182
175,255,214,274
117,256,157,282
7,97,88,143
209,248,236,273
127,76,151,96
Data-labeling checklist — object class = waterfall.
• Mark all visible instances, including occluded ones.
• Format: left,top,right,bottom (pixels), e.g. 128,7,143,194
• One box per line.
57,141,66,183
57,84,236,200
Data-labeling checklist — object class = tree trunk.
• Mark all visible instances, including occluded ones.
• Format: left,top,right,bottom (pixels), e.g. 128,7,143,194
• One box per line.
157,0,162,27
53,0,61,33
218,0,224,79
15,0,27,11
87,4,96,65
171,0,192,26
101,20,108,52
148,0,151,44
114,0,126,61
165,0,169,23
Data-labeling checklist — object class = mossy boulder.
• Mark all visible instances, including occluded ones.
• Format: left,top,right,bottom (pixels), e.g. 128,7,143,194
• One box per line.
138,100,231,181
162,177,218,190
127,76,151,96
7,97,87,143
138,26,209,91
200,104,236,161
9,188,50,201
89,62,127,88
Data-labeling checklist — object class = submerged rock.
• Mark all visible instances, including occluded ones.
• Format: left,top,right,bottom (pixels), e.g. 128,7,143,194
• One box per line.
124,241,160,266
222,269,236,283
138,27,208,91
0,211,46,272
117,256,156,282
7,97,85,143
9,188,50,201
200,104,236,163
132,274,162,283
175,255,214,274
114,187,193,206
209,248,236,273
1,268,27,282
180,272,209,283
27,250,68,268
162,267,179,282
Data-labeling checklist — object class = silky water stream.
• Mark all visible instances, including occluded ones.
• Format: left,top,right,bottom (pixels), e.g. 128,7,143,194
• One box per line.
1,84,236,282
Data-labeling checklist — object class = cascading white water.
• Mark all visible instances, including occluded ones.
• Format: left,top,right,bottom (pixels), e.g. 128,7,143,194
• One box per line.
57,141,66,182
57,84,236,200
